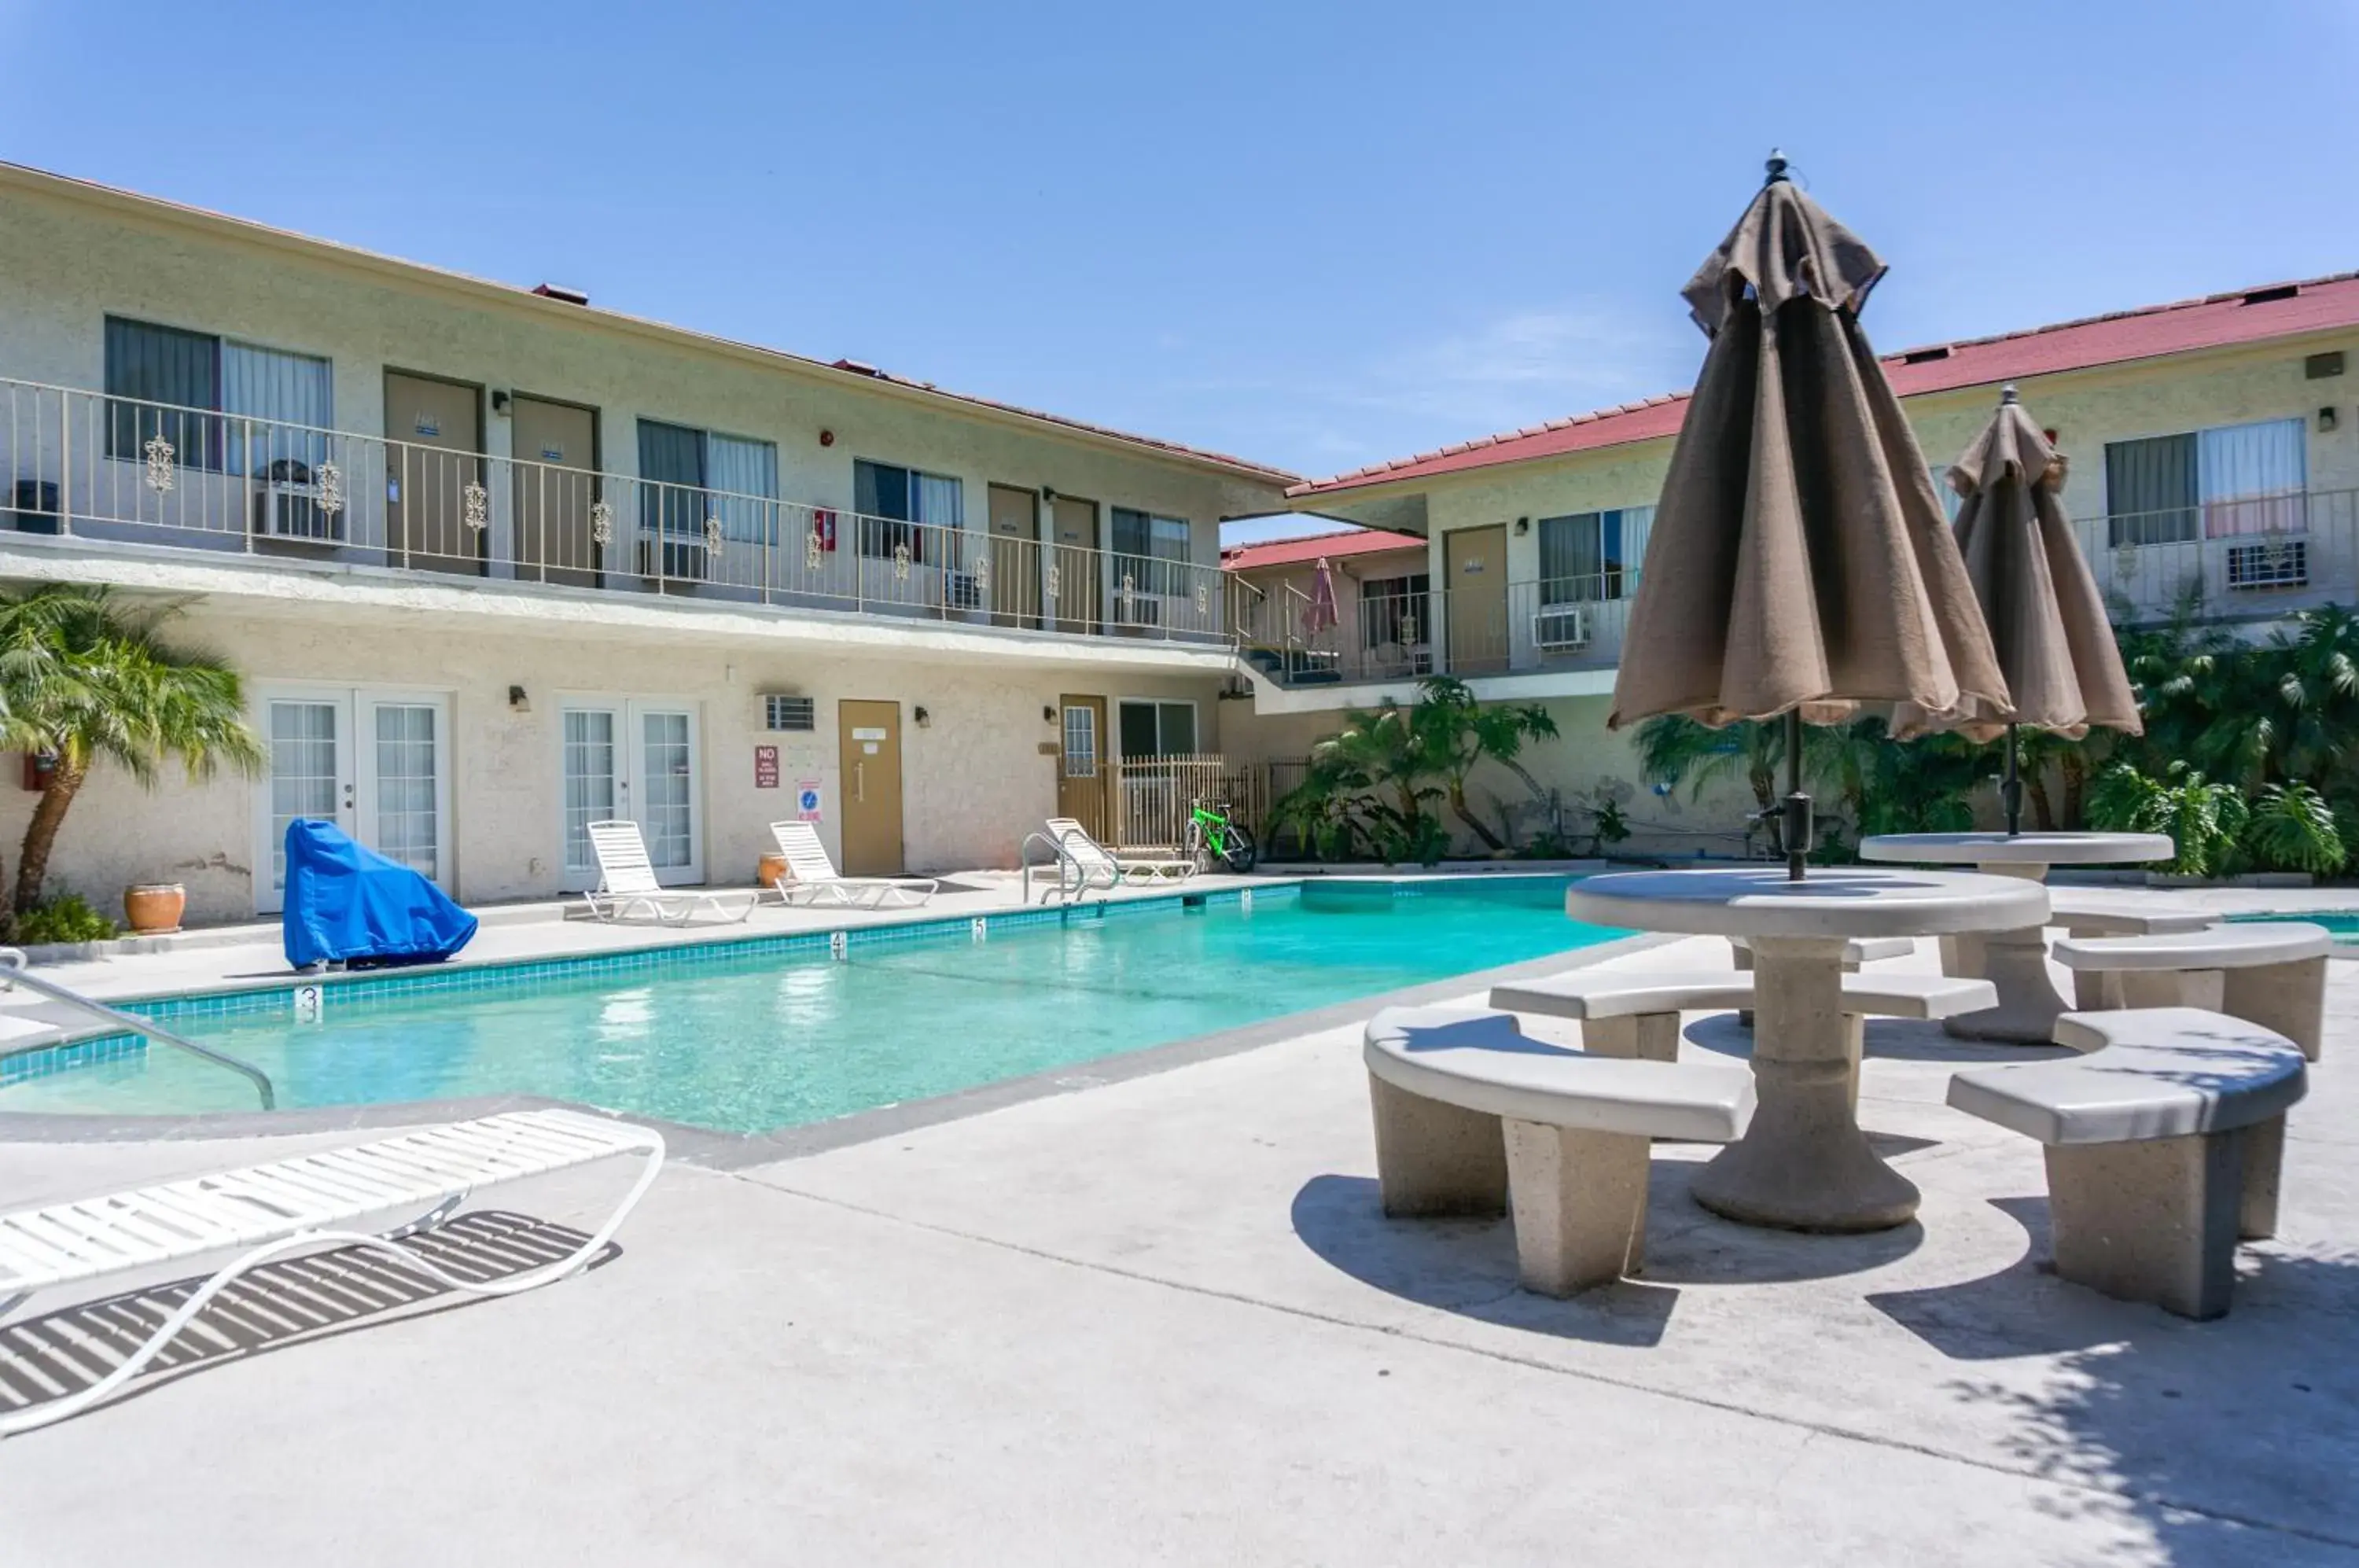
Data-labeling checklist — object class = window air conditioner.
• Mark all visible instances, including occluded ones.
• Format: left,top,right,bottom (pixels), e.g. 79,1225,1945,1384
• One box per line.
1533,603,1590,651
636,532,708,582
1114,593,1163,628
2226,539,2307,591
252,480,340,543
944,571,984,611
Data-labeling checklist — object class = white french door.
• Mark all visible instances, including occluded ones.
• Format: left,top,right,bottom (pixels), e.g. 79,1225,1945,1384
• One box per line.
559,698,702,890
252,686,453,912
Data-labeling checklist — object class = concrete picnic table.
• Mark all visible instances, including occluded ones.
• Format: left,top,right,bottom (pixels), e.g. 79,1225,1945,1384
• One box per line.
1565,866,2049,1233
1857,831,2174,1043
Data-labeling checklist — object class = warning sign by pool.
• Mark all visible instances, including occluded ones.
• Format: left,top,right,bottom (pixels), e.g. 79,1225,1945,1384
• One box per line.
796,780,823,822
753,745,779,789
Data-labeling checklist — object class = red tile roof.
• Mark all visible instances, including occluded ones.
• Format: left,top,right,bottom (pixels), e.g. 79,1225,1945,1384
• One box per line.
1221,528,1427,572
1290,271,2359,498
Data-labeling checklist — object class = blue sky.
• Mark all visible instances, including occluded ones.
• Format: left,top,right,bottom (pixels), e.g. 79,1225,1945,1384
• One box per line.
8,1,2355,545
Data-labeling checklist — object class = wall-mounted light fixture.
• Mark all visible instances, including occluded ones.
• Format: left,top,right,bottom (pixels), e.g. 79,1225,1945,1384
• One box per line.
819,429,836,447
1042,485,1058,502
2322,407,2341,434
490,389,511,416
1043,705,1057,723
508,684,530,713
1514,516,1530,536
914,705,932,728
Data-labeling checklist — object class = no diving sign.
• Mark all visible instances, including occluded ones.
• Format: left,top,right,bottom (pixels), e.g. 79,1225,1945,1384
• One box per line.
796,780,823,823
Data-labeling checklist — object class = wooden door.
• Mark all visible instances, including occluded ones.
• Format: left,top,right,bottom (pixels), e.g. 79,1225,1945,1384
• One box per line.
1055,694,1108,841
988,484,1041,628
1445,524,1510,673
512,396,599,587
1050,495,1101,634
385,372,484,574
837,699,905,876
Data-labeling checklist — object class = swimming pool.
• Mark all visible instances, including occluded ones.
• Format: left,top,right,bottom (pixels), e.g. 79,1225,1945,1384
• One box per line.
2228,911,2359,943
0,878,1631,1133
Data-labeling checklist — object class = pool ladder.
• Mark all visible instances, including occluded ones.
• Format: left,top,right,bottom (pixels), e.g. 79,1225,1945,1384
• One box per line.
0,948,276,1110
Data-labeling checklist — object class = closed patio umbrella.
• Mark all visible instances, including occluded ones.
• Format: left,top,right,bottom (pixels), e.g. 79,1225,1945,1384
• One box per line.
1304,557,1340,637
1609,154,2008,876
1900,387,2142,832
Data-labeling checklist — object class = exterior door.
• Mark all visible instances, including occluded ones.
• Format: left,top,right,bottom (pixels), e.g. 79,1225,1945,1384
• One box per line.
385,372,486,574
988,484,1041,628
1445,524,1511,673
254,687,452,913
837,699,906,876
1050,495,1101,635
1056,694,1109,841
560,698,702,890
512,395,600,587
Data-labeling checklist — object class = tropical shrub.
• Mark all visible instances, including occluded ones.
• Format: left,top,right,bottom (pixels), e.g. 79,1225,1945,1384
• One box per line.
2241,782,2346,876
14,889,118,944
2085,761,2248,878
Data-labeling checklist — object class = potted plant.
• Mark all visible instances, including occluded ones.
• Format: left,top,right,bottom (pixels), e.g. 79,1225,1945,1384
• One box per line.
124,882,186,934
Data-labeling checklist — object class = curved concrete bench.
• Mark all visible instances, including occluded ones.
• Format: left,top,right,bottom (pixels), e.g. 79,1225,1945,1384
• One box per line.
1363,1007,1753,1297
2045,891,2214,939
2052,922,2330,1059
1946,1007,2307,1319
1489,969,1997,1110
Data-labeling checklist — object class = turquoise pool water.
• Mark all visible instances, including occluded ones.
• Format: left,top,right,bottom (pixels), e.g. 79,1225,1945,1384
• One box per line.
0,879,1629,1133
2229,911,2359,942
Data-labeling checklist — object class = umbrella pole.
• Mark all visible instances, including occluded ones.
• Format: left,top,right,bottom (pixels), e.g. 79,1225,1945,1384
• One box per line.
2001,723,2023,837
1783,709,1811,881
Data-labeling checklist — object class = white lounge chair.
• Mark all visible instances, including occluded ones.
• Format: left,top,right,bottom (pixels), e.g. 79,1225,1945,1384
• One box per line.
768,821,937,909
583,820,756,926
0,1108,664,1436
1039,818,1194,901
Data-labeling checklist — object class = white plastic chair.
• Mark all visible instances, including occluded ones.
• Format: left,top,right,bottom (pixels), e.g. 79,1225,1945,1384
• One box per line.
768,821,937,909
583,820,756,926
1032,818,1194,903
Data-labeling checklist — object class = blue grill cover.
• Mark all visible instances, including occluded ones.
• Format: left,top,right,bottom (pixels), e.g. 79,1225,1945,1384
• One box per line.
282,819,477,970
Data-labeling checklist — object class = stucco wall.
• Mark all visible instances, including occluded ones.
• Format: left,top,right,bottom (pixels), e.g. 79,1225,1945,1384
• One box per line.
0,602,1224,924
0,176,1285,572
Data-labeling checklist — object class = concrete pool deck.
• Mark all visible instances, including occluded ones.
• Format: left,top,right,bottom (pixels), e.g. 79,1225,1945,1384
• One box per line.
3,887,2358,1564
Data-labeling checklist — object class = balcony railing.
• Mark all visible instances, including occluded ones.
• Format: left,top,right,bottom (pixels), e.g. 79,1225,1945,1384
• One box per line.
1240,574,1628,687
0,376,1237,644
2072,488,2359,624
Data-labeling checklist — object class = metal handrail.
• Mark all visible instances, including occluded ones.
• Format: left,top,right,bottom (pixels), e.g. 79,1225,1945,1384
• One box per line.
1019,830,1083,905
0,949,276,1110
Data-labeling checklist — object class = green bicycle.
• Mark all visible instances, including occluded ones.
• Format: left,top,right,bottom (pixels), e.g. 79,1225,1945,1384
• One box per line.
1184,798,1259,874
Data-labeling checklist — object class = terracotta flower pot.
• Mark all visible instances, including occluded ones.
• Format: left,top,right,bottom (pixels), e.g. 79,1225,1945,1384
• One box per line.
756,852,791,893
124,882,186,935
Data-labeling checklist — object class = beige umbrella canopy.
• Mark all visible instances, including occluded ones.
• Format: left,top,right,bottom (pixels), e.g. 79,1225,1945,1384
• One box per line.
1609,154,2009,876
1900,386,2142,829
1610,158,2008,732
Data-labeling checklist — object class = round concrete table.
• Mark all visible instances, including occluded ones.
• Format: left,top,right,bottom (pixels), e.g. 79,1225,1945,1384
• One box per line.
1857,832,2173,1043
1566,867,2049,1233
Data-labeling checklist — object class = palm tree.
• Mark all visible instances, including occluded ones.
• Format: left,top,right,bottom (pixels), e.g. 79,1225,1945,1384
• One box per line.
1636,715,1783,852
1408,676,1558,852
0,587,266,919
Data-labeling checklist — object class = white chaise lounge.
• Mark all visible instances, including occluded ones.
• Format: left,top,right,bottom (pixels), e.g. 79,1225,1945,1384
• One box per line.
2052,921,2331,1059
1363,1006,1754,1297
583,820,758,926
1946,1007,2306,1319
0,1108,664,1435
1033,818,1195,902
768,821,937,909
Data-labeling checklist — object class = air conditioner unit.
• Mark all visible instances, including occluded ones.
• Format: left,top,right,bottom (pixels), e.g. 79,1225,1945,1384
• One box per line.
1533,603,1590,651
1114,593,1163,628
2226,538,2307,591
636,532,708,582
252,480,340,543
944,571,984,611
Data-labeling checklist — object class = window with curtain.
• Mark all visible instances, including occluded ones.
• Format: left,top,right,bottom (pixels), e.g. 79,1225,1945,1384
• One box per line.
105,319,334,477
636,418,707,541
854,458,960,561
2106,418,2306,547
1360,573,1430,650
1537,506,1650,604
1110,507,1191,593
1118,699,1197,758
105,317,224,469
704,430,780,544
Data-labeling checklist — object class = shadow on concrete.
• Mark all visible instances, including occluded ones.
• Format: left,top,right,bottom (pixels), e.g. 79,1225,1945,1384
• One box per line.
0,1209,616,1430
1682,1011,2075,1067
1869,1197,2359,1563
1292,1160,1927,1343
